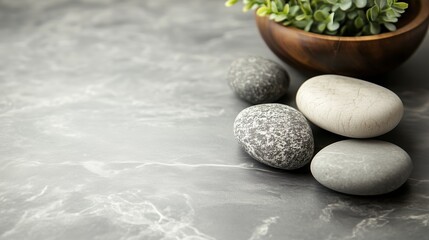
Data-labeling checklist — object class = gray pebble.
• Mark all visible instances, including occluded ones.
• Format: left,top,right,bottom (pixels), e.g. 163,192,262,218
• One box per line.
234,104,314,170
311,140,413,195
227,56,289,104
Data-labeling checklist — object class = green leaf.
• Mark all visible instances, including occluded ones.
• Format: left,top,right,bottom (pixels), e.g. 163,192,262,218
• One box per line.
314,10,328,22
283,3,290,14
289,5,300,16
304,20,314,32
266,0,271,9
334,10,346,22
328,12,335,22
283,20,293,26
354,16,364,28
295,14,307,21
369,22,381,34
372,5,380,20
327,13,340,31
327,21,340,31
326,30,338,35
340,0,353,10
302,2,313,15
353,0,367,8
321,6,331,13
393,7,405,14
384,22,396,31
225,0,238,7
362,25,370,35
393,2,408,10
294,20,310,28
367,5,379,21
317,23,327,32
275,0,285,10
386,8,400,18
271,1,278,12
339,25,346,35
274,14,287,22
380,0,387,9
375,0,387,10
357,9,366,19
347,11,358,20
242,3,253,12
382,16,398,23
366,9,371,22
256,6,269,16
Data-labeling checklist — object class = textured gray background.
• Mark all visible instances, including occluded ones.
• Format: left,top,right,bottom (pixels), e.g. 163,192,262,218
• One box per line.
0,0,428,239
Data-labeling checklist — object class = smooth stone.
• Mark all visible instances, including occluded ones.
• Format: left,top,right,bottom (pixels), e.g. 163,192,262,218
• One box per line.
311,140,412,195
227,56,289,104
234,104,314,170
296,74,404,138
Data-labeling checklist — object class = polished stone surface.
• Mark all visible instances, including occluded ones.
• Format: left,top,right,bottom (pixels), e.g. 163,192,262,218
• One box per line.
234,104,313,170
227,56,289,104
296,74,404,138
311,140,412,196
0,0,428,239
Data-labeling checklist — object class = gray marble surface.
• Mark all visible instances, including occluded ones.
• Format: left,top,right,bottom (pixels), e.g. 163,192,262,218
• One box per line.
0,0,428,239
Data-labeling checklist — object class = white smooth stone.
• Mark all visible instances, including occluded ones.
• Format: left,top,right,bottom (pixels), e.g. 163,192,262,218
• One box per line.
310,140,413,195
296,75,404,138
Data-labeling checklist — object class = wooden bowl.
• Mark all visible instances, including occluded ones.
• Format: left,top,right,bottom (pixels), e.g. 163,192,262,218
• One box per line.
255,0,429,77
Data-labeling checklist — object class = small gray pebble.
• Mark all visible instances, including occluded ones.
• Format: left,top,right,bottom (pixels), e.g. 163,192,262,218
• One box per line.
234,104,314,170
311,140,413,195
227,56,289,104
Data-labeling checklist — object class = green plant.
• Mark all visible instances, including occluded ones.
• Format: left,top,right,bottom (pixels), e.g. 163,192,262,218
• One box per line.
225,0,409,36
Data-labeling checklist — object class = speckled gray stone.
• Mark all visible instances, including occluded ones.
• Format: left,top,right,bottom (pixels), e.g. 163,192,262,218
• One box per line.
234,104,314,170
227,56,289,104
311,140,413,196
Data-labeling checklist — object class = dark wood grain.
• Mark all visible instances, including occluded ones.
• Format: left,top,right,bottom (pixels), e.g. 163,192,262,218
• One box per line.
255,0,429,77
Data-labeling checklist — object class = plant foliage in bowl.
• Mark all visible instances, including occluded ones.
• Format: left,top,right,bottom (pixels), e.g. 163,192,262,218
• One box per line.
226,0,429,77
226,0,409,36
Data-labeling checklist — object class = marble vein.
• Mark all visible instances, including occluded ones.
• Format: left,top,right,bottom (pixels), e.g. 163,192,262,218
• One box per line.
248,216,279,240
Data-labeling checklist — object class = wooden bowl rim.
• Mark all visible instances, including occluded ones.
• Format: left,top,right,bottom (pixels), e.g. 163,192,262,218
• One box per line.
259,0,429,42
